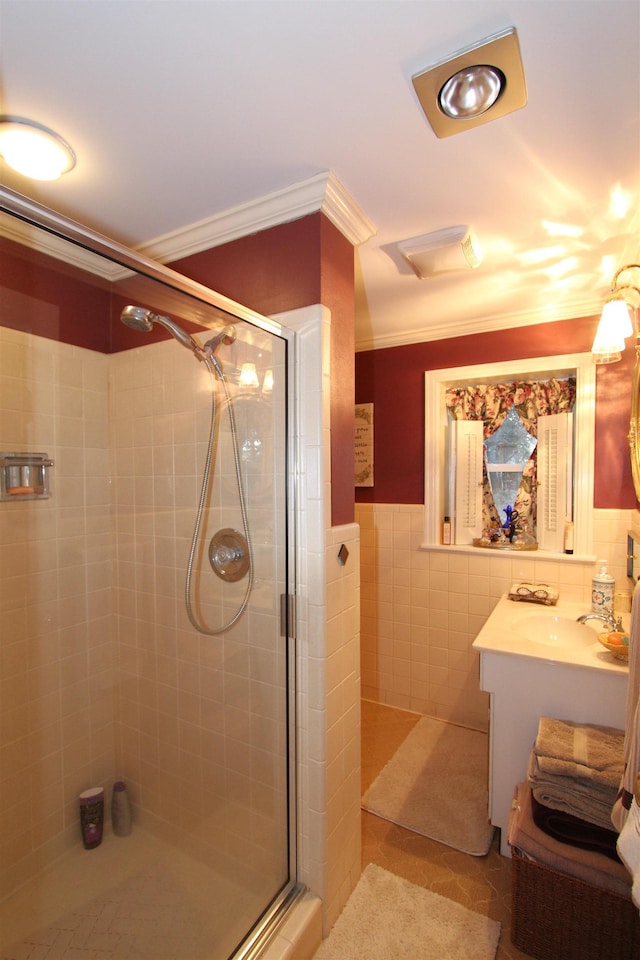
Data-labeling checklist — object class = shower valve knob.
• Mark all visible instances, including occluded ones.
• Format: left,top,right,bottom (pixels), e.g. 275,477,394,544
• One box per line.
209,528,250,582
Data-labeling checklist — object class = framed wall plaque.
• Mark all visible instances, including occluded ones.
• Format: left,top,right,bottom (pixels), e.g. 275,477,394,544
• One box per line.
355,403,374,487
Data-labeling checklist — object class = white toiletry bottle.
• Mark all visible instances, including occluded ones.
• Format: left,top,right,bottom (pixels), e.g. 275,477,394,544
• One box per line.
591,563,614,615
441,516,451,545
111,780,132,836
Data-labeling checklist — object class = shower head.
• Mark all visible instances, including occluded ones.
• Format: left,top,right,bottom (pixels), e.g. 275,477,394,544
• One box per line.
120,305,204,358
121,304,154,333
204,325,236,356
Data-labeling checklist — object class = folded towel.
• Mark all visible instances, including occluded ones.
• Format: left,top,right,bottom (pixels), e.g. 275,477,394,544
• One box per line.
534,717,625,790
530,792,621,862
508,781,632,899
528,752,619,832
617,793,640,909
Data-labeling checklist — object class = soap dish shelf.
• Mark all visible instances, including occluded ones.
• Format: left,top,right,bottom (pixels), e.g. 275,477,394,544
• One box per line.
1,452,54,501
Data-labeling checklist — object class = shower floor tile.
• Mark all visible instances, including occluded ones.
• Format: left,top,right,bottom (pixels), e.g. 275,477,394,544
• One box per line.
0,830,251,960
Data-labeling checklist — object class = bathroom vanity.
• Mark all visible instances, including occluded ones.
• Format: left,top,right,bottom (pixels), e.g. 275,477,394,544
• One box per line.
473,596,630,856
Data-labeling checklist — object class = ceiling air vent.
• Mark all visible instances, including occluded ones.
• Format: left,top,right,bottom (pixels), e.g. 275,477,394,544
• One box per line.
397,225,483,279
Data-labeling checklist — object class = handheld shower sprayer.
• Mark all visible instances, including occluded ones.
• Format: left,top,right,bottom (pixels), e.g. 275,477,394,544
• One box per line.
121,305,204,358
120,306,236,362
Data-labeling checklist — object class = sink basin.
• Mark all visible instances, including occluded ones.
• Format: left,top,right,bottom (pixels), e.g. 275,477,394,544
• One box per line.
515,615,599,647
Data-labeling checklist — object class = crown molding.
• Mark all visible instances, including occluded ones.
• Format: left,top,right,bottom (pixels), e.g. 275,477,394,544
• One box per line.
355,295,602,352
139,171,376,264
1,173,377,283
0,209,124,280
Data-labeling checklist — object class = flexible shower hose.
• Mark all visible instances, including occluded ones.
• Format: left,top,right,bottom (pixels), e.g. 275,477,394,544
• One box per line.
184,354,254,635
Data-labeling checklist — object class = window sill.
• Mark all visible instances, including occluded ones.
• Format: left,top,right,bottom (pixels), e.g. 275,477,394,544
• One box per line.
418,542,597,564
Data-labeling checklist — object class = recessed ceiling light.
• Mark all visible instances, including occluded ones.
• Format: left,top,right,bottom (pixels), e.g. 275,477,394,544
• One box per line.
439,65,504,119
0,115,76,181
412,27,527,138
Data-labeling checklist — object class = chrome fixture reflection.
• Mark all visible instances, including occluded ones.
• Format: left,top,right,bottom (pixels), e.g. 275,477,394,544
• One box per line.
412,27,527,139
591,264,639,364
0,115,76,181
120,305,251,635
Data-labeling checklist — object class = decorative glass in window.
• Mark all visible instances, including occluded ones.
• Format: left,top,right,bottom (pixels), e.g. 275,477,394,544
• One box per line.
484,405,536,528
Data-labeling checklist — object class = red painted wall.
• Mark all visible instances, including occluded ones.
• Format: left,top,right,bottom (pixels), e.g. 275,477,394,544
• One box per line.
0,214,356,527
171,212,356,526
0,237,111,352
169,215,322,317
319,216,356,525
355,315,637,510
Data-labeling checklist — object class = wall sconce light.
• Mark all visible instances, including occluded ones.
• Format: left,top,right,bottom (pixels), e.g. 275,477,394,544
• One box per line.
239,362,259,388
262,369,273,393
591,264,640,364
0,115,76,181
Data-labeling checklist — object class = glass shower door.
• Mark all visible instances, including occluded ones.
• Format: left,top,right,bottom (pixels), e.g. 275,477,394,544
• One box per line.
0,187,298,960
109,296,295,960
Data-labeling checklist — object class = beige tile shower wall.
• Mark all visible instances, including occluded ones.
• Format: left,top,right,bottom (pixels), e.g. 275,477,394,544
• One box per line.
356,503,635,732
108,337,288,893
0,327,113,901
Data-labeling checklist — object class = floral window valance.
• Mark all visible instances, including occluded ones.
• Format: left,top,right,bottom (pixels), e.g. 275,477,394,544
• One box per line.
445,378,576,537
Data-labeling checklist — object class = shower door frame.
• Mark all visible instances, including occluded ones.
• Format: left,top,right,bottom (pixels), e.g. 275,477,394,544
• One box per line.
0,184,303,959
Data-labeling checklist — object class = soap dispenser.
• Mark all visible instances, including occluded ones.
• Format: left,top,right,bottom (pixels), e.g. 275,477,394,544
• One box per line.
592,562,615,615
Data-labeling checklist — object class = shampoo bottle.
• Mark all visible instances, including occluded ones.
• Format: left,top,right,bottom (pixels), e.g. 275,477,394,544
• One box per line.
79,786,104,849
591,563,615,615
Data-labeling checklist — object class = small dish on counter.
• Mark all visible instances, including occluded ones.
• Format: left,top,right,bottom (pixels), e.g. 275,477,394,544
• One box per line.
598,631,630,661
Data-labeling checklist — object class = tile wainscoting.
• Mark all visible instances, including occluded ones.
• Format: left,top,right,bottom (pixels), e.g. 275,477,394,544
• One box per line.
357,503,636,731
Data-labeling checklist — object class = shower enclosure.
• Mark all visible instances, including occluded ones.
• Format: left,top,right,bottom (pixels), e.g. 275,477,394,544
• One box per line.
0,187,300,960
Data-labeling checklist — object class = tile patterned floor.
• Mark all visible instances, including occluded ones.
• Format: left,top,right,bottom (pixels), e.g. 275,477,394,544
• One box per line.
3,868,207,960
0,830,250,960
361,699,531,960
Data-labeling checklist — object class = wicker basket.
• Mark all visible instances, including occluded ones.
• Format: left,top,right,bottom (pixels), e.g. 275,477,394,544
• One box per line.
511,846,640,960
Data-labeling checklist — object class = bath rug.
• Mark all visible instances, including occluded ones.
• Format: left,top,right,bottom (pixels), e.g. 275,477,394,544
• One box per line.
362,716,495,855
313,863,501,960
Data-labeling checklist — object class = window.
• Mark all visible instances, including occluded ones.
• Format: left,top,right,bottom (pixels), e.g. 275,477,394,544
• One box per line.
423,353,595,556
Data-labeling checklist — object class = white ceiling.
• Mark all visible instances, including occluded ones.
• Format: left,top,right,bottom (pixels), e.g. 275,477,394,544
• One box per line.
1,0,639,351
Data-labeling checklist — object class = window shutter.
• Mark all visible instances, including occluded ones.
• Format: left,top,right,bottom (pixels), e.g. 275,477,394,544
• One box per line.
450,419,483,543
537,412,573,552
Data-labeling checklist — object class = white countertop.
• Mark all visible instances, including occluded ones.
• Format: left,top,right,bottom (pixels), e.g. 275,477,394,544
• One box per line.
472,594,630,673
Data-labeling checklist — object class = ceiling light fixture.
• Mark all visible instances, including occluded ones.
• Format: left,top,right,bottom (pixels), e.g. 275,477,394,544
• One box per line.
0,115,76,181
439,65,504,119
591,264,639,364
412,27,527,138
